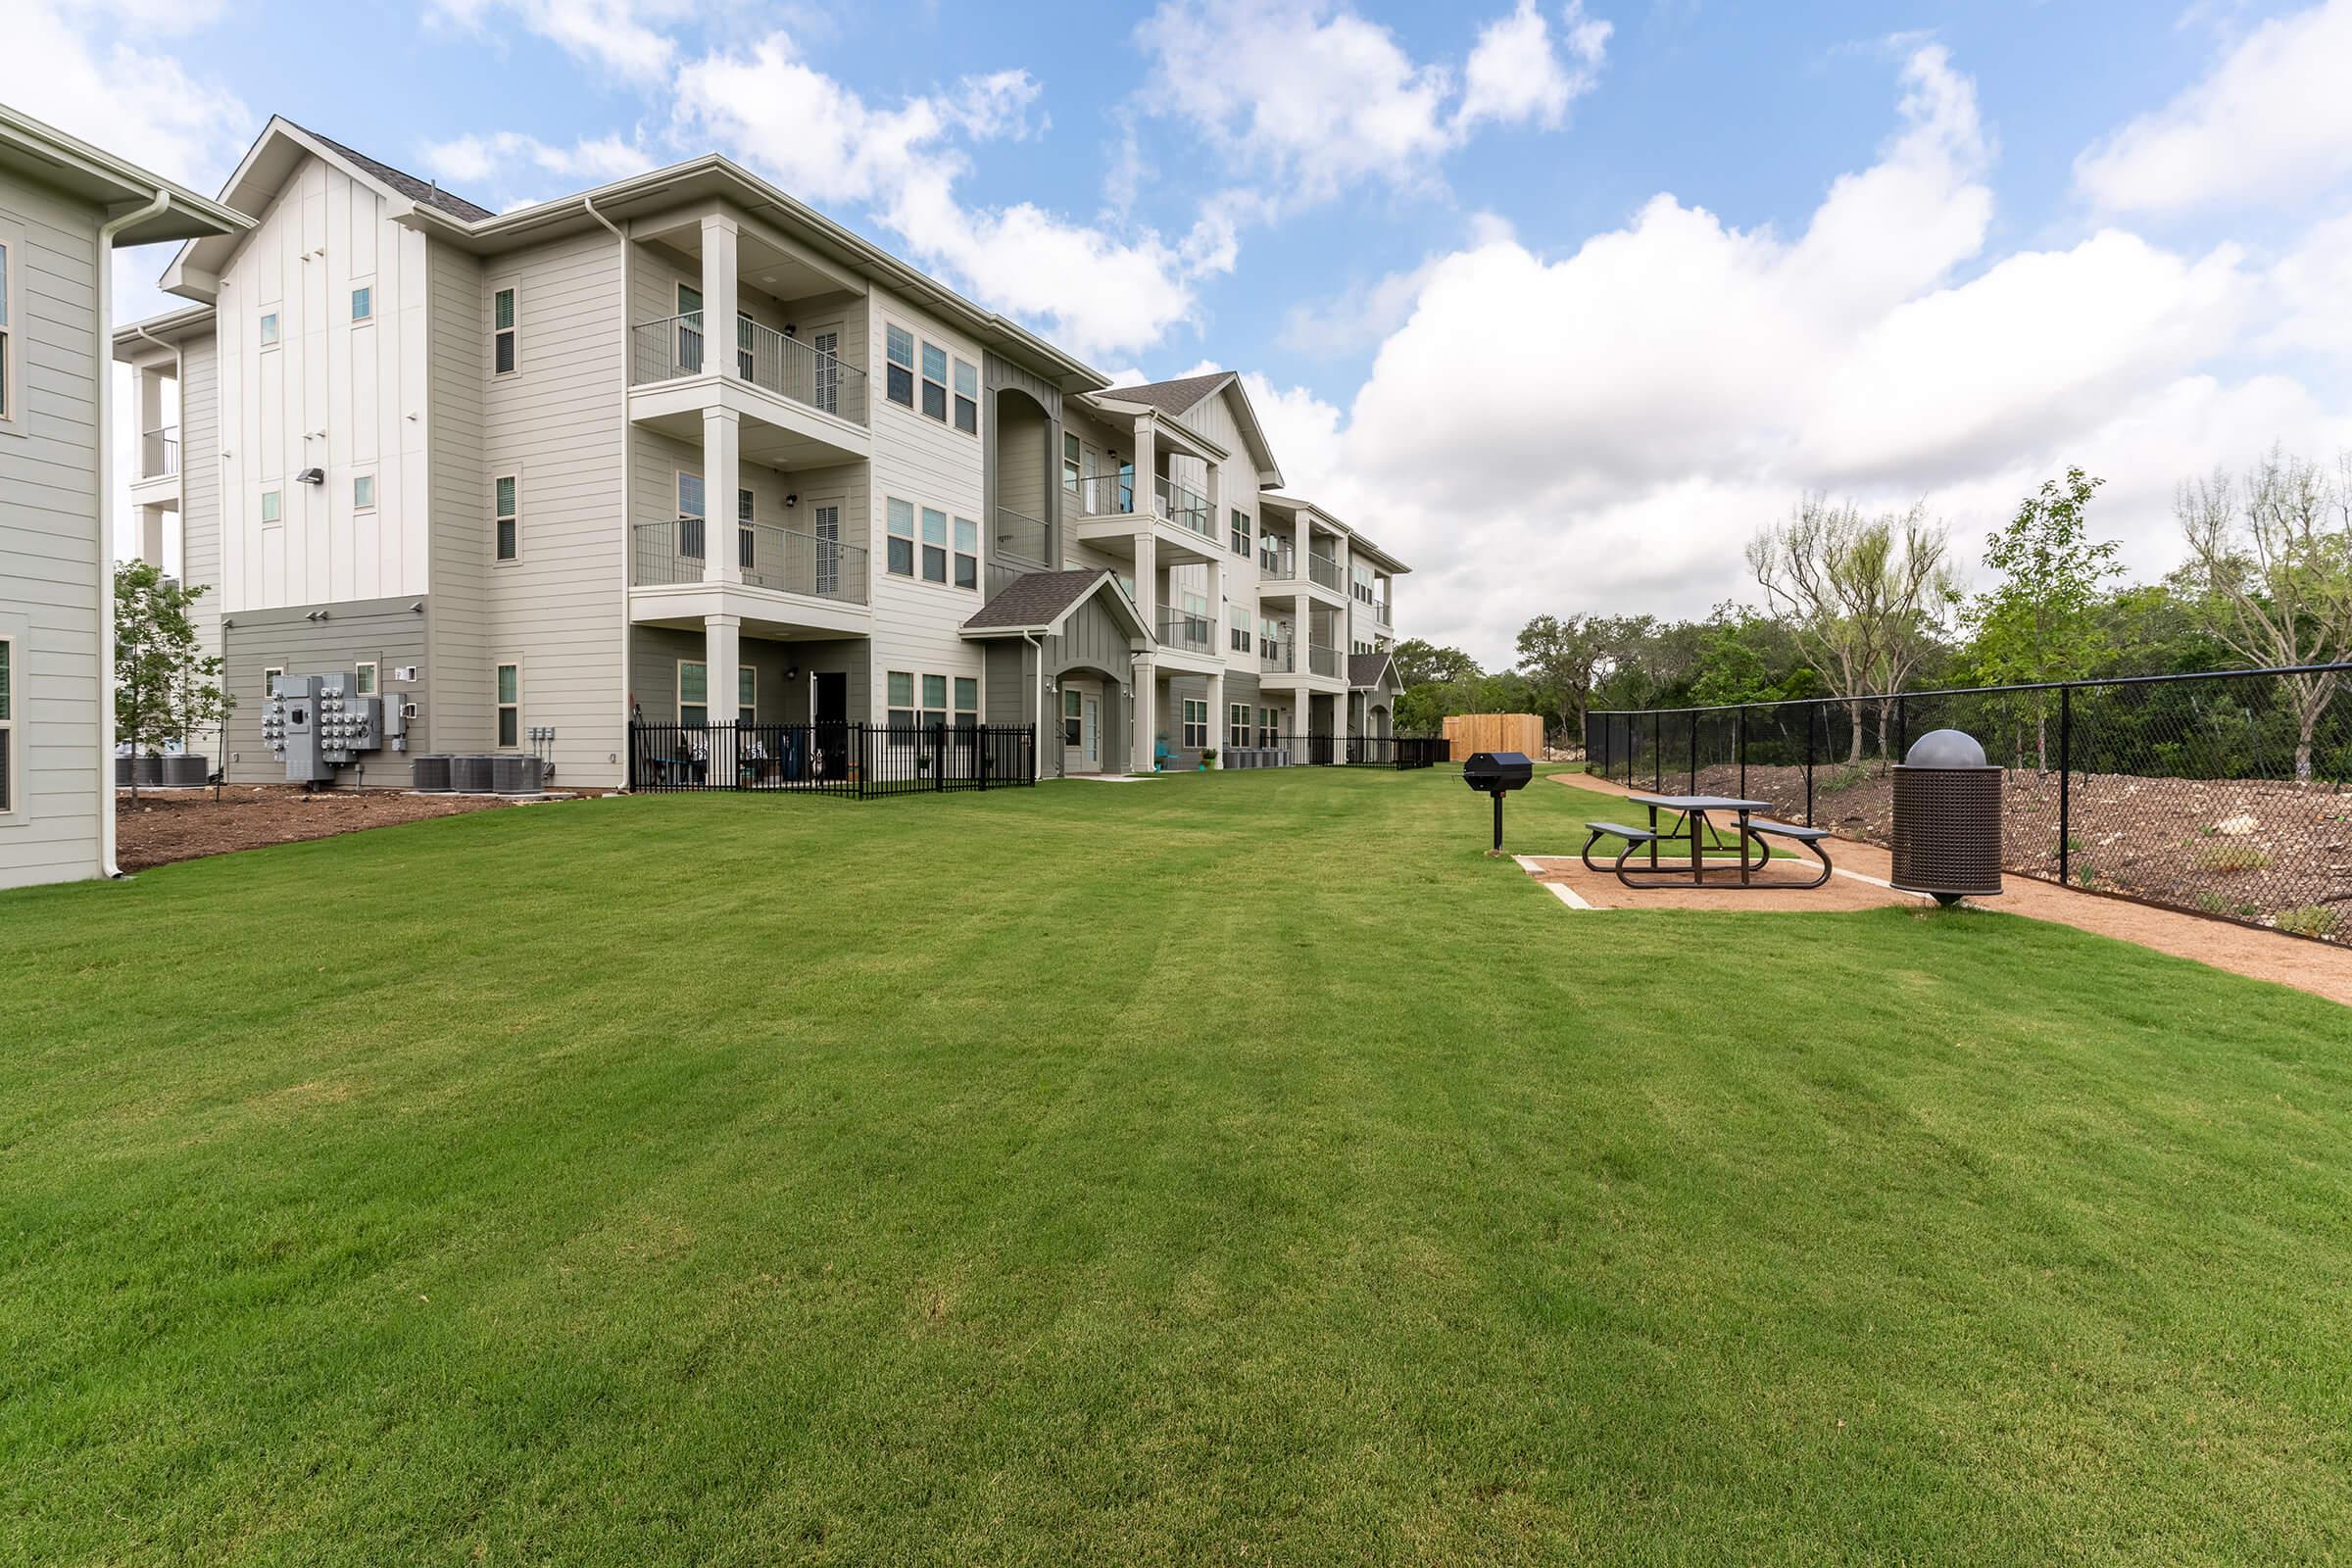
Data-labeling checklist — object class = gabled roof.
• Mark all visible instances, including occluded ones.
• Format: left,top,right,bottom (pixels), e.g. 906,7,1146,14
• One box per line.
0,104,248,246
1349,653,1398,691
1100,368,1285,490
960,569,1151,642
293,122,495,221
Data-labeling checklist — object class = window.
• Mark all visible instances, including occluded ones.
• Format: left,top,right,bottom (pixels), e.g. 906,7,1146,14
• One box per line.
259,309,280,349
885,497,914,576
1181,699,1208,750
1231,508,1250,557
1259,707,1278,747
885,324,914,408
264,666,283,698
0,637,12,812
737,666,757,727
888,670,916,732
261,490,281,525
492,286,516,375
953,358,978,434
354,473,375,513
953,516,978,589
920,508,948,584
1062,687,1082,746
1229,703,1250,750
675,283,704,373
1230,608,1250,654
355,662,377,697
955,676,979,734
1062,432,1081,494
677,472,706,560
350,284,372,323
920,341,948,420
678,661,708,728
0,235,13,422
496,663,519,748
494,475,518,562
737,488,757,571
921,673,949,731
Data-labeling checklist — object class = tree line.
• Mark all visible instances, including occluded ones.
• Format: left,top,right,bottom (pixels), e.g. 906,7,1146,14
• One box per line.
1395,446,2352,778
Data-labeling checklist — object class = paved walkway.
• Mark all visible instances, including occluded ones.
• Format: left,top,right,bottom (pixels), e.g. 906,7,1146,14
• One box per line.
1550,770,2352,1008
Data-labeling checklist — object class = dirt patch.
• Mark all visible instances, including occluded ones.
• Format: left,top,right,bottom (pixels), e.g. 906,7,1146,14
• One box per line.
115,786,528,872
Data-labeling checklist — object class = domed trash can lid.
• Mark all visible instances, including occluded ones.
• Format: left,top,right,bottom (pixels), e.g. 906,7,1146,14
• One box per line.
1901,728,1989,769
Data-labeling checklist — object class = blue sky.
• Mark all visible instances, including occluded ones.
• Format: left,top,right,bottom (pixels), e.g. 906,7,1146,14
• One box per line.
15,0,2352,662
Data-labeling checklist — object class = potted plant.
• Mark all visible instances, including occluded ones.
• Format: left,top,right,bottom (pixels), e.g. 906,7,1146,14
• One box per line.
1199,748,1218,771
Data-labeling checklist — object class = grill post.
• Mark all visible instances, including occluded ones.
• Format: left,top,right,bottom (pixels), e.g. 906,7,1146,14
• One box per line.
1493,791,1504,853
2058,683,2073,887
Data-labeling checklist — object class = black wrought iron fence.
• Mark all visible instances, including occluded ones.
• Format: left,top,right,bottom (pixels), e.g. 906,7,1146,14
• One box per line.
628,722,1035,799
1588,663,2352,944
1344,735,1446,768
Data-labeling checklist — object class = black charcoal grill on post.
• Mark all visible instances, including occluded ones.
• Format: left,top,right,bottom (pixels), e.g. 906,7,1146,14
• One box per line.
1463,751,1534,853
1889,729,2003,906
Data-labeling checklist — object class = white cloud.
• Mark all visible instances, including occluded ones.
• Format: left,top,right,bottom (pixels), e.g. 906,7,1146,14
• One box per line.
426,0,689,83
1135,0,1610,208
670,32,1225,359
2076,0,2352,215
1250,45,2348,666
1457,0,1611,132
0,0,249,193
422,129,655,189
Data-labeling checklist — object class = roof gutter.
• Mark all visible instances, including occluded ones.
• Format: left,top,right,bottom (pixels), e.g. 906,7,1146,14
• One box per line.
96,188,174,878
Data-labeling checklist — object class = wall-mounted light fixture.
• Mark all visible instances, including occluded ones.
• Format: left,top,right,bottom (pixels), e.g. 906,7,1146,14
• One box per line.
784,493,798,509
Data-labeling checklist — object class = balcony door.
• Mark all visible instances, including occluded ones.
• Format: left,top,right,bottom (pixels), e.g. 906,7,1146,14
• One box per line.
810,326,842,415
675,283,704,373
812,502,841,597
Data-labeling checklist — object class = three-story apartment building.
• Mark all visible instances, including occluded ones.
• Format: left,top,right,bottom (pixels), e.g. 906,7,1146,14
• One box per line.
114,120,1405,788
0,105,246,889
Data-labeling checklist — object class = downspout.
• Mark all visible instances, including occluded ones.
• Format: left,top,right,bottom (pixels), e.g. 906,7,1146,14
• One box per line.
585,194,629,786
96,189,173,877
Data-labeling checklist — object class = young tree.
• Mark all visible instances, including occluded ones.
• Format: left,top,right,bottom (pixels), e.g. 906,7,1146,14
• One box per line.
1963,467,2121,769
115,561,229,795
1513,613,1617,742
1748,497,1958,762
2177,447,2352,781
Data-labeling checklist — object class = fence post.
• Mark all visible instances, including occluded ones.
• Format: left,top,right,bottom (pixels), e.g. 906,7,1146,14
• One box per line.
1804,703,1816,827
934,722,946,792
626,722,638,791
1689,710,1698,796
1652,711,1662,792
2058,684,2073,887
1896,695,1908,763
1738,706,1747,799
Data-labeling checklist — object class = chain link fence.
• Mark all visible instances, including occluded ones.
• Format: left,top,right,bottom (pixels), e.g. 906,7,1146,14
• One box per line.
1589,663,2352,943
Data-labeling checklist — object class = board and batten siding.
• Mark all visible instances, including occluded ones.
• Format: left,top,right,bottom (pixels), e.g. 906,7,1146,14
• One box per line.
477,227,627,787
0,168,106,887
177,332,224,743
864,284,988,724
214,153,431,619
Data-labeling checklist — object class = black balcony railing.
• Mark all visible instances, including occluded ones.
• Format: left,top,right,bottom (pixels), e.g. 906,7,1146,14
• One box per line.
629,721,1035,798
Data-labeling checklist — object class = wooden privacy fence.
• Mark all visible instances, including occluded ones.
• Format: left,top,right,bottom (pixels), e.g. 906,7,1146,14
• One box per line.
1442,712,1545,761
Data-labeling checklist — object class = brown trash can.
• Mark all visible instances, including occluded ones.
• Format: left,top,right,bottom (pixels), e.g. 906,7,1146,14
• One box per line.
1890,729,2003,906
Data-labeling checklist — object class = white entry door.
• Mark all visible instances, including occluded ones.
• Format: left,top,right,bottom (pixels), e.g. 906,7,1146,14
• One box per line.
1084,697,1101,768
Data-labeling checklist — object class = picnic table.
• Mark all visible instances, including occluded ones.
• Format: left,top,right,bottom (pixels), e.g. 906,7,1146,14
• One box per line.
1579,793,1834,890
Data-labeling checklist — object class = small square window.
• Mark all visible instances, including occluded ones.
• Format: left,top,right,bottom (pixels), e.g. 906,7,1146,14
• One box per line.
259,311,280,348
354,474,375,512
355,662,377,696
351,286,372,322
261,490,281,524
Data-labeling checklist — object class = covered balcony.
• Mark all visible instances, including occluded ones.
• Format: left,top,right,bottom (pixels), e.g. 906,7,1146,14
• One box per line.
628,513,872,641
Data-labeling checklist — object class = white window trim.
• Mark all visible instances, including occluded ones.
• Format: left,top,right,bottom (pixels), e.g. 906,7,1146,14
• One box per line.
493,471,520,564
677,658,710,727
260,488,282,525
259,304,282,351
884,495,914,578
951,356,979,437
1181,698,1210,750
738,663,757,726
264,665,283,698
918,339,949,423
490,280,519,376
495,660,522,750
355,660,378,698
883,318,916,411
0,221,22,434
354,471,377,514
0,630,17,816
350,278,375,326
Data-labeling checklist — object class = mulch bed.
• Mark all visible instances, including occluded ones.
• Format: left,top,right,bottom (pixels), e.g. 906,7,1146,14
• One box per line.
115,786,528,872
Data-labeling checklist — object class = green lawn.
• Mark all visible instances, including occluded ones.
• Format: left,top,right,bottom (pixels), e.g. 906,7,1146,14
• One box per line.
7,766,2352,1565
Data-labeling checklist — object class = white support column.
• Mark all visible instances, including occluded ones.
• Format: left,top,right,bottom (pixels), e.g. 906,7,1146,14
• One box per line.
1133,526,1157,650
1293,687,1309,764
1133,653,1157,772
1205,666,1225,768
702,406,741,585
137,505,166,569
1131,418,1157,520
706,612,741,738
699,214,738,377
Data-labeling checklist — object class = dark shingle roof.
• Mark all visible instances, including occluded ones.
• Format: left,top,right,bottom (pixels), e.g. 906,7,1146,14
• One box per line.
961,569,1117,632
1108,370,1234,419
1349,653,1396,689
291,122,496,222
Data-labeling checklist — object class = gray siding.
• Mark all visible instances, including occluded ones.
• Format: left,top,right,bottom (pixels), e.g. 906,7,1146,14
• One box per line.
629,629,867,725
220,597,431,785
426,240,488,755
0,169,106,887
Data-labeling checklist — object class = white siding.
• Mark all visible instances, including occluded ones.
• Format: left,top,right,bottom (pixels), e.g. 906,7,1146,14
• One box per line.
0,169,105,887
179,332,223,744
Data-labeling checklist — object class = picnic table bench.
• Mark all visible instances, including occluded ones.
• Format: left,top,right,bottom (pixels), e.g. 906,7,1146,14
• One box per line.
1580,794,1833,890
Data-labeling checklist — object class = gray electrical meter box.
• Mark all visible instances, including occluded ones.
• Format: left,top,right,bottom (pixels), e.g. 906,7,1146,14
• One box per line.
262,671,388,784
